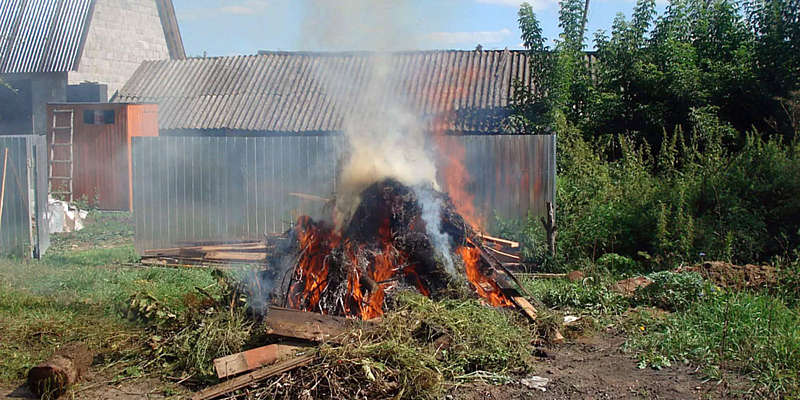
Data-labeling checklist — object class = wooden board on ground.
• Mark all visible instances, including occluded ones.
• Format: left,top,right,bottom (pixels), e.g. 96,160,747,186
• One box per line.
214,343,310,379
192,354,314,400
265,306,372,343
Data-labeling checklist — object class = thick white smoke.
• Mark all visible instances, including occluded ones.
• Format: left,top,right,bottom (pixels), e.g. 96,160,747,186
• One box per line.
300,0,457,276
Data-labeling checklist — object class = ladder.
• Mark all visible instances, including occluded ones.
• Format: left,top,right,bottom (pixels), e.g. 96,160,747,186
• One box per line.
49,109,74,202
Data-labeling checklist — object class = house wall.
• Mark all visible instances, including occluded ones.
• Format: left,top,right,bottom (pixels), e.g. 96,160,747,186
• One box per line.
68,0,170,98
0,72,67,136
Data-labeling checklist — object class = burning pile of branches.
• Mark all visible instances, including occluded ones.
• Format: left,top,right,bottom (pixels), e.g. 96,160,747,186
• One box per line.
187,180,547,399
269,178,529,320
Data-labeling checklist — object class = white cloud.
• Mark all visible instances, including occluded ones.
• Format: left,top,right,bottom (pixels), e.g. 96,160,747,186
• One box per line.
475,0,555,11
426,28,512,46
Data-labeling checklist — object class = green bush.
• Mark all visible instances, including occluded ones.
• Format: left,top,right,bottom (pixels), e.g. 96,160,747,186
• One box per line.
632,271,708,311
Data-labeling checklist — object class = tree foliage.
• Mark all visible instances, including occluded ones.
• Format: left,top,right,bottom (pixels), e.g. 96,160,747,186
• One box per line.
508,0,800,268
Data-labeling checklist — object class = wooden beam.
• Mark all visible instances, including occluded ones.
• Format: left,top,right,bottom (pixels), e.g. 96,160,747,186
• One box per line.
265,306,370,343
214,344,310,379
192,354,314,400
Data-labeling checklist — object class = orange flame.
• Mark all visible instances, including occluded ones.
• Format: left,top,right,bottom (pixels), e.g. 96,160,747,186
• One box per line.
433,123,483,230
457,246,513,307
288,216,336,312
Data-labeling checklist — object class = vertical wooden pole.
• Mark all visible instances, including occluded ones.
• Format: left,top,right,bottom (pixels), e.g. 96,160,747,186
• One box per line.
0,148,9,231
540,201,557,257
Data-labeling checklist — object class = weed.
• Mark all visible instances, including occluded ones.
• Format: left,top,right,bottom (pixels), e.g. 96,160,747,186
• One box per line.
521,276,629,315
627,291,800,396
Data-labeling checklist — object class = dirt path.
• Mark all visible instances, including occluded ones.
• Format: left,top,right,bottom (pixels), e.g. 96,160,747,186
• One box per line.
455,333,743,400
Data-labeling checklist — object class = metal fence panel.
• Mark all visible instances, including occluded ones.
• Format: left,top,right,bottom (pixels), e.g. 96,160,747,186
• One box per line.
0,135,49,258
132,135,555,253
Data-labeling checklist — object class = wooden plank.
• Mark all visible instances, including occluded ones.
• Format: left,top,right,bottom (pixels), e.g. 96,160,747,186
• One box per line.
476,232,520,248
204,251,267,261
484,245,521,261
214,344,310,379
192,354,314,400
510,296,538,322
265,306,368,343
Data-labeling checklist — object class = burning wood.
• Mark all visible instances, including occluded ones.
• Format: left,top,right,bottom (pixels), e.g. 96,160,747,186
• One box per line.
269,178,533,321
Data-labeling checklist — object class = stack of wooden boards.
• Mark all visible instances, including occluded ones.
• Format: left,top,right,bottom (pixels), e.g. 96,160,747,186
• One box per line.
141,240,271,266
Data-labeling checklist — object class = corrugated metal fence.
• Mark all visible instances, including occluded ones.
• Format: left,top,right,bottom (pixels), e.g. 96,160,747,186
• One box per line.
132,135,555,252
0,135,49,257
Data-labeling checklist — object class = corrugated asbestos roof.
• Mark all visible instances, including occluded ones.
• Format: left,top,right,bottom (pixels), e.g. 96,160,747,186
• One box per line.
0,0,94,73
115,50,534,134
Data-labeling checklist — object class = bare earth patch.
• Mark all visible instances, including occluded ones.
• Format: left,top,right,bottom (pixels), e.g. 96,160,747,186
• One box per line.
454,333,745,400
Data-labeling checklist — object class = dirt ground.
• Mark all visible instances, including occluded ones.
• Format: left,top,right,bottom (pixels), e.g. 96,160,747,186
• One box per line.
453,333,744,400
1,332,747,400
676,261,778,290
0,373,188,399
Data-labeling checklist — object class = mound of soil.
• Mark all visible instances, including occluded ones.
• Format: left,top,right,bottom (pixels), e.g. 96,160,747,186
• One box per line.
676,261,778,289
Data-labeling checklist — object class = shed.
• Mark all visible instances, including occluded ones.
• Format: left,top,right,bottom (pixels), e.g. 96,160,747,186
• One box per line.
47,103,158,211
115,50,535,136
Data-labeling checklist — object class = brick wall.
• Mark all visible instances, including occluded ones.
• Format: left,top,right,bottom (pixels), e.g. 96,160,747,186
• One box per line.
69,0,170,98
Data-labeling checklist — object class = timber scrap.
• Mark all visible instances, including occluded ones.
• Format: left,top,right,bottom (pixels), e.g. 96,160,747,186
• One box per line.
141,239,278,266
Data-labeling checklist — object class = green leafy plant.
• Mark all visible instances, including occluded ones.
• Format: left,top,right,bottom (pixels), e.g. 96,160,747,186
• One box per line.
632,271,708,311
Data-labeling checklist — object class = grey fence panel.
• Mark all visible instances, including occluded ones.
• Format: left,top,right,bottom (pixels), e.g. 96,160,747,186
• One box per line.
132,135,555,253
0,135,48,258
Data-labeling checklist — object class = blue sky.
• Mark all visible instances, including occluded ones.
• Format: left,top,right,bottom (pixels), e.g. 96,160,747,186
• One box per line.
172,0,663,57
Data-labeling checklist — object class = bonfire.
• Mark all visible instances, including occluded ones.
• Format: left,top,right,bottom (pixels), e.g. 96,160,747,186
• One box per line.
268,178,516,320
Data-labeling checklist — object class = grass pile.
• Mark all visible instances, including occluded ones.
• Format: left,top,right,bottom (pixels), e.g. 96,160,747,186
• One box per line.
250,292,535,400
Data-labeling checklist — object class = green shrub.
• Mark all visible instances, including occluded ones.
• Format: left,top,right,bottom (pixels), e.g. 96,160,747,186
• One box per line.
597,253,639,273
522,277,629,315
632,271,708,311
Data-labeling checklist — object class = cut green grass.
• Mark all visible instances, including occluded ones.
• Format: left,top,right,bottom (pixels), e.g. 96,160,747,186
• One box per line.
626,290,800,397
0,284,141,382
520,275,629,315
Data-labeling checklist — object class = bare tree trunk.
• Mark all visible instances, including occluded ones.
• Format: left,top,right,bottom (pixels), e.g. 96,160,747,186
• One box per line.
540,202,557,257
